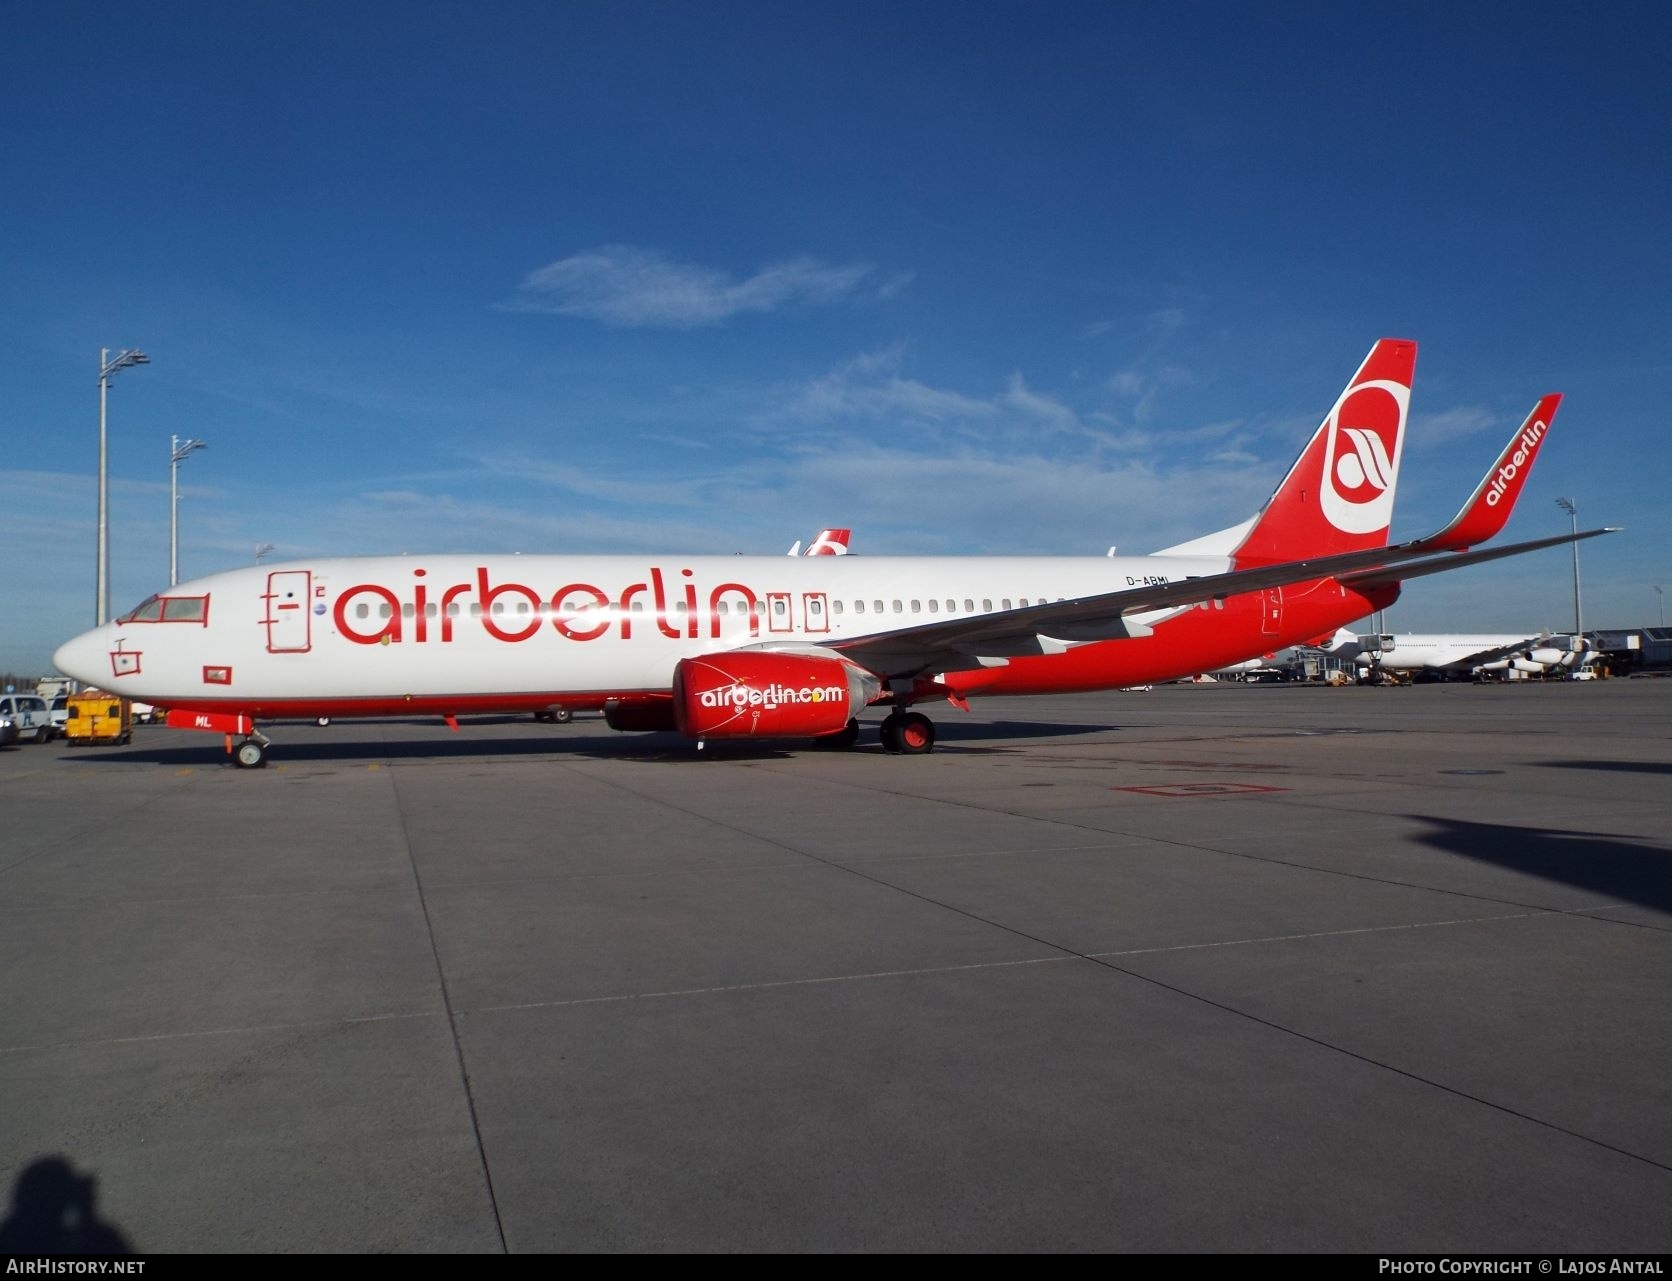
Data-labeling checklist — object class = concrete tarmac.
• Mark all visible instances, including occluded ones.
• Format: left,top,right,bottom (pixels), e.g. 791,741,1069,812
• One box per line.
2,680,1669,1252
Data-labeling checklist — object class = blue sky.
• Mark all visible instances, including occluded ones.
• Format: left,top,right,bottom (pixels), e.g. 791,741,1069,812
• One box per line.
4,2,1669,673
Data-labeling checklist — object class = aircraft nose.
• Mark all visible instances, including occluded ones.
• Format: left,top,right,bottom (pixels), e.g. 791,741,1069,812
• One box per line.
53,626,109,686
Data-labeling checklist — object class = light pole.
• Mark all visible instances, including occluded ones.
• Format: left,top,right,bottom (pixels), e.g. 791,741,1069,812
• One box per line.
1655,585,1665,628
169,435,207,586
98,347,150,625
1555,497,1582,636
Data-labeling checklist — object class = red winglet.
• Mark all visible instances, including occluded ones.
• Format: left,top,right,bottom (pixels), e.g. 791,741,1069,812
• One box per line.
1420,394,1562,551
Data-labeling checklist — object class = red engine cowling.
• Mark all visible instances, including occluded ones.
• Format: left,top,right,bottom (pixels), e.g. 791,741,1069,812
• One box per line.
674,652,879,740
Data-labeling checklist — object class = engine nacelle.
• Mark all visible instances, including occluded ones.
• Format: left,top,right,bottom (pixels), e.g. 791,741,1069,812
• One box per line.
674,652,879,740
1510,657,1545,674
1526,647,1576,668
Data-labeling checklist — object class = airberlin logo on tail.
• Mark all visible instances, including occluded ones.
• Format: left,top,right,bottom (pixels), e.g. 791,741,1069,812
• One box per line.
1320,379,1409,535
697,682,846,711
1484,418,1547,507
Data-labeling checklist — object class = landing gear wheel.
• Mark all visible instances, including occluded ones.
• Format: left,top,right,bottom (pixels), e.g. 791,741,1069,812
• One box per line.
316,717,332,727
880,712,935,754
234,738,268,769
895,711,935,755
879,714,902,754
814,718,861,749
551,708,573,724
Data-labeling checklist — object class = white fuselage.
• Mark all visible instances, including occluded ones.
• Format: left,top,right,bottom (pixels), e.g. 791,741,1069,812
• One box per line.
57,550,1257,712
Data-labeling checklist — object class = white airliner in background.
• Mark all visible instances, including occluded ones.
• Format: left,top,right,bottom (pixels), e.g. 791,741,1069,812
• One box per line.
1326,629,1595,679
53,339,1615,766
788,529,852,557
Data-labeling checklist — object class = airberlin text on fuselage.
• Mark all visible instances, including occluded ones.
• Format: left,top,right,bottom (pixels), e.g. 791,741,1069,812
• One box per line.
1484,418,1547,507
332,566,769,646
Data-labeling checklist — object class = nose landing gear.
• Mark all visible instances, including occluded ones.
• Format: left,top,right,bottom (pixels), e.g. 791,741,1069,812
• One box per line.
231,729,272,769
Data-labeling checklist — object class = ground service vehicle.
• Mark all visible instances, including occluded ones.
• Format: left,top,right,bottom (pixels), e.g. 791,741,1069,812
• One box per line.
62,690,133,746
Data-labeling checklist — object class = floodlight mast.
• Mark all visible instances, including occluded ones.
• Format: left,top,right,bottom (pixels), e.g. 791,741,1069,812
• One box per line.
1555,497,1582,636
170,435,207,586
97,347,150,625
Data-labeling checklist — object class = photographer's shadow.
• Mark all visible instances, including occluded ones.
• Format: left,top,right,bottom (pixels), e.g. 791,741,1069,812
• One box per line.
0,1157,131,1255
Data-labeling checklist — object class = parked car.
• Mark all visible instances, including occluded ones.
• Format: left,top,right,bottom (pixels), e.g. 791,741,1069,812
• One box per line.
0,694,54,743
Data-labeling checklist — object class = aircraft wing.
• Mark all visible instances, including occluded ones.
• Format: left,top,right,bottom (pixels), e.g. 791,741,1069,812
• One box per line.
1443,642,1540,669
1342,527,1617,589
802,527,1617,680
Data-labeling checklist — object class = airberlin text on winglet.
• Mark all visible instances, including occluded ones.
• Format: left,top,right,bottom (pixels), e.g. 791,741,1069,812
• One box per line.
1484,416,1548,507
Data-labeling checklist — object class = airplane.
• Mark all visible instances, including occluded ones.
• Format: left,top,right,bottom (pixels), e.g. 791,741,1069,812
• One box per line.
52,339,1616,767
1344,630,1594,680
787,529,852,557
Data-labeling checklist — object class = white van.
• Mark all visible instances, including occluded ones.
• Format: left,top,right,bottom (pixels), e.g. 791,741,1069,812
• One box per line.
0,694,54,743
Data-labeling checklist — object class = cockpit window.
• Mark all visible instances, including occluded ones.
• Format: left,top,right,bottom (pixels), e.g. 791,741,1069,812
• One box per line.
120,594,209,624
123,596,165,622
162,597,207,622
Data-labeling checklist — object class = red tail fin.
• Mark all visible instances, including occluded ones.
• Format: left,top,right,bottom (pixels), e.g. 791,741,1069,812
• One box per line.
1232,339,1417,567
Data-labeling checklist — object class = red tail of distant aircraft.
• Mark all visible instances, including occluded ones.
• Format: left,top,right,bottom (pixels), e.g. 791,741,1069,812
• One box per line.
54,340,1612,765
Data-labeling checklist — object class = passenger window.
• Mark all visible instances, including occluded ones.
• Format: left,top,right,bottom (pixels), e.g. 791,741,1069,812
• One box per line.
1001,598,1012,610
982,598,992,612
379,603,393,619
928,600,939,614
356,603,369,620
910,600,921,613
402,603,415,619
832,600,843,615
964,599,974,612
772,599,786,616
892,600,902,614
717,601,729,616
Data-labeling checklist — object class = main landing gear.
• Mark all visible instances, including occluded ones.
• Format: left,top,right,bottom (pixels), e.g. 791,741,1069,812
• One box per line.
879,710,936,755
810,711,936,754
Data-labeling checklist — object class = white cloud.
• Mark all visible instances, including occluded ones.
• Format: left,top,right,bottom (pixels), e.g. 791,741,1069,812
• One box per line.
1409,405,1499,449
507,245,892,328
1001,373,1080,434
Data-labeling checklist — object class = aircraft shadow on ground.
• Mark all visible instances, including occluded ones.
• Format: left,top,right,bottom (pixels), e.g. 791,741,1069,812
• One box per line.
64,717,1109,768
1409,814,1672,915
1533,759,1672,776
